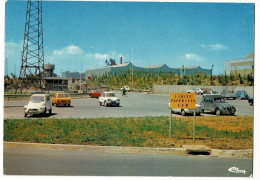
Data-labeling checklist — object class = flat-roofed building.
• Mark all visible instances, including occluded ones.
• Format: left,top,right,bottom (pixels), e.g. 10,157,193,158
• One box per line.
223,53,254,76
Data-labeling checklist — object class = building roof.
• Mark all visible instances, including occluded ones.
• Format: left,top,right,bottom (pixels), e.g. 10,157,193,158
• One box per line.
142,64,166,68
44,77,70,80
176,66,199,69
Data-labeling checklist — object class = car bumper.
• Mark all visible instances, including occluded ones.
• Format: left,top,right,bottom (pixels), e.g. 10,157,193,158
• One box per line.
25,108,45,115
220,109,236,115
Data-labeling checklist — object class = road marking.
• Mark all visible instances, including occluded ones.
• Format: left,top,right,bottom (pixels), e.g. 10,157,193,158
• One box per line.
228,167,247,174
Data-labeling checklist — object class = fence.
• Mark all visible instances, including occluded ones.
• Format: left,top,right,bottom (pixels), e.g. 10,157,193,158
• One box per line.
152,85,254,97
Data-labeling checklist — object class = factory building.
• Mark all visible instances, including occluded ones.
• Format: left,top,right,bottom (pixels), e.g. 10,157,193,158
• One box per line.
84,63,211,77
223,53,254,76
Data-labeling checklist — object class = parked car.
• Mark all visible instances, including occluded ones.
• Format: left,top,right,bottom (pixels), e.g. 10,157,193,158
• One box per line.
99,91,120,107
120,86,130,92
52,93,71,107
168,103,201,116
88,90,102,98
187,88,205,95
203,91,220,97
221,90,236,100
248,98,254,106
200,95,236,116
24,94,52,117
236,90,250,100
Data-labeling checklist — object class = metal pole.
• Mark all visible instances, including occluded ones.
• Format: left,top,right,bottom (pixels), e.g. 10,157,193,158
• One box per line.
193,109,196,141
132,46,134,87
169,109,172,139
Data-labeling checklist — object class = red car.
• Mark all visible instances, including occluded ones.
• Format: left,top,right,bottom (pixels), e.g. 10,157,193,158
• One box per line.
88,90,102,98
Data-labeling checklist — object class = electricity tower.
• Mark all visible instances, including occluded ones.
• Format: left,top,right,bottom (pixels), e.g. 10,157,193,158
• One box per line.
16,0,44,94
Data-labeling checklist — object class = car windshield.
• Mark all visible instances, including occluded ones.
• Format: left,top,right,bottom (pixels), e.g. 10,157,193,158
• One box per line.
58,94,69,98
214,98,225,103
30,96,44,102
106,93,115,97
213,91,218,94
239,91,247,95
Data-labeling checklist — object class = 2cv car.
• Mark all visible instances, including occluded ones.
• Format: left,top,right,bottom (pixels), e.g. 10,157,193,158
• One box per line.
200,95,236,116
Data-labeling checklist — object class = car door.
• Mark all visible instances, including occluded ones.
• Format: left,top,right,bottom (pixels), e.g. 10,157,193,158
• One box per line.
208,98,215,112
45,95,51,110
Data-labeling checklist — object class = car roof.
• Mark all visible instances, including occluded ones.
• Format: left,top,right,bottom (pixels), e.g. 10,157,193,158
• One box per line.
31,94,48,97
103,91,115,93
203,95,222,98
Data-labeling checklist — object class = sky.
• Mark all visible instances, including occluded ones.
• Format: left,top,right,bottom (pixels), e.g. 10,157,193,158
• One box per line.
4,0,255,76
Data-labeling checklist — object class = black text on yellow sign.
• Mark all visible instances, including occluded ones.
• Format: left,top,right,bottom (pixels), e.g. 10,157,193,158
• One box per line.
170,93,196,109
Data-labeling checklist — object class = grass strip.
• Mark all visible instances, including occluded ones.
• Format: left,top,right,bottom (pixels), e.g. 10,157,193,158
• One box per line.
4,116,253,150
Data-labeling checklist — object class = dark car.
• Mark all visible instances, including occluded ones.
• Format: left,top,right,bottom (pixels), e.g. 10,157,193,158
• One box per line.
236,90,250,100
248,98,254,106
221,90,236,100
200,95,236,116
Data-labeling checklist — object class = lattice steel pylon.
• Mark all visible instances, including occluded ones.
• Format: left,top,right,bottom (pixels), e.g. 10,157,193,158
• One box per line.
16,0,44,94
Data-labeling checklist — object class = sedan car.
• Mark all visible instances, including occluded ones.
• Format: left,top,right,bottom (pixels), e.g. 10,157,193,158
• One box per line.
203,91,220,97
88,90,102,98
99,91,120,107
169,103,201,116
236,90,250,100
187,88,205,95
221,90,236,100
200,95,236,116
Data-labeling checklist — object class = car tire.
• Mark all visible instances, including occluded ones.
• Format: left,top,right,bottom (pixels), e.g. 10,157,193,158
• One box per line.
233,97,236,100
56,104,58,107
68,104,70,107
230,113,235,116
104,101,108,107
44,108,47,114
215,108,221,116
99,102,102,106
49,109,52,114
90,94,93,98
52,103,54,106
24,112,27,117
181,109,186,116
196,112,201,116
201,109,204,113
116,103,120,107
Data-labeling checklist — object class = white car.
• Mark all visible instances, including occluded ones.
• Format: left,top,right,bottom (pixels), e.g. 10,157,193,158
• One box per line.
187,88,205,95
99,92,120,107
120,86,130,92
168,103,201,116
203,91,221,97
24,94,52,117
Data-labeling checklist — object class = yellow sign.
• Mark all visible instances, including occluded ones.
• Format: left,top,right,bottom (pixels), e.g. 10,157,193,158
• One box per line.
170,93,196,109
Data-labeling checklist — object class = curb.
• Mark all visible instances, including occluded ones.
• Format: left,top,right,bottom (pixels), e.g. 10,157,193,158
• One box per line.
4,142,252,158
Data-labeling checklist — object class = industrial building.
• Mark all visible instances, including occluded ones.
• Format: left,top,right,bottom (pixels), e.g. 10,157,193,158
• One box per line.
61,71,86,79
83,63,212,77
41,64,69,91
223,53,254,76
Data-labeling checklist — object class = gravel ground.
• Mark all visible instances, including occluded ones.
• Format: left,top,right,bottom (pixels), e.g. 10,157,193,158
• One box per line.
4,92,254,119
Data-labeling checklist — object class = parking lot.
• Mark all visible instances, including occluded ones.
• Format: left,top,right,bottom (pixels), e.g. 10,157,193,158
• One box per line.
4,92,254,119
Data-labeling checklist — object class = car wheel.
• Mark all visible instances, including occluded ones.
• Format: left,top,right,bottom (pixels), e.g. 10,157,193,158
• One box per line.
201,109,204,113
181,109,186,116
24,112,27,117
52,103,54,106
215,108,221,116
56,104,58,107
99,102,102,106
250,102,253,106
49,109,52,114
68,104,70,107
104,101,108,107
233,97,236,100
90,94,93,98
116,103,120,107
196,112,201,116
230,113,235,116
44,108,47,114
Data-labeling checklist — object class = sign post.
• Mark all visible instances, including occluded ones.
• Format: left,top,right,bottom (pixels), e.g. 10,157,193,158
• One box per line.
169,109,172,139
170,93,196,140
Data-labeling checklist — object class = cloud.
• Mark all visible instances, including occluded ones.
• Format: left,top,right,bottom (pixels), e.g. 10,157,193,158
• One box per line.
200,43,228,51
183,53,204,62
5,41,23,57
53,45,84,56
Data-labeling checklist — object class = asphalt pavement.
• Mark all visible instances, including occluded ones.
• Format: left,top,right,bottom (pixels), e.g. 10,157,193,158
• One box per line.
4,143,253,176
4,92,254,119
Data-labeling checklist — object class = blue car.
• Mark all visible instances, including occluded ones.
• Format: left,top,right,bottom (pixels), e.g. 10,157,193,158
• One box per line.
236,90,250,100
